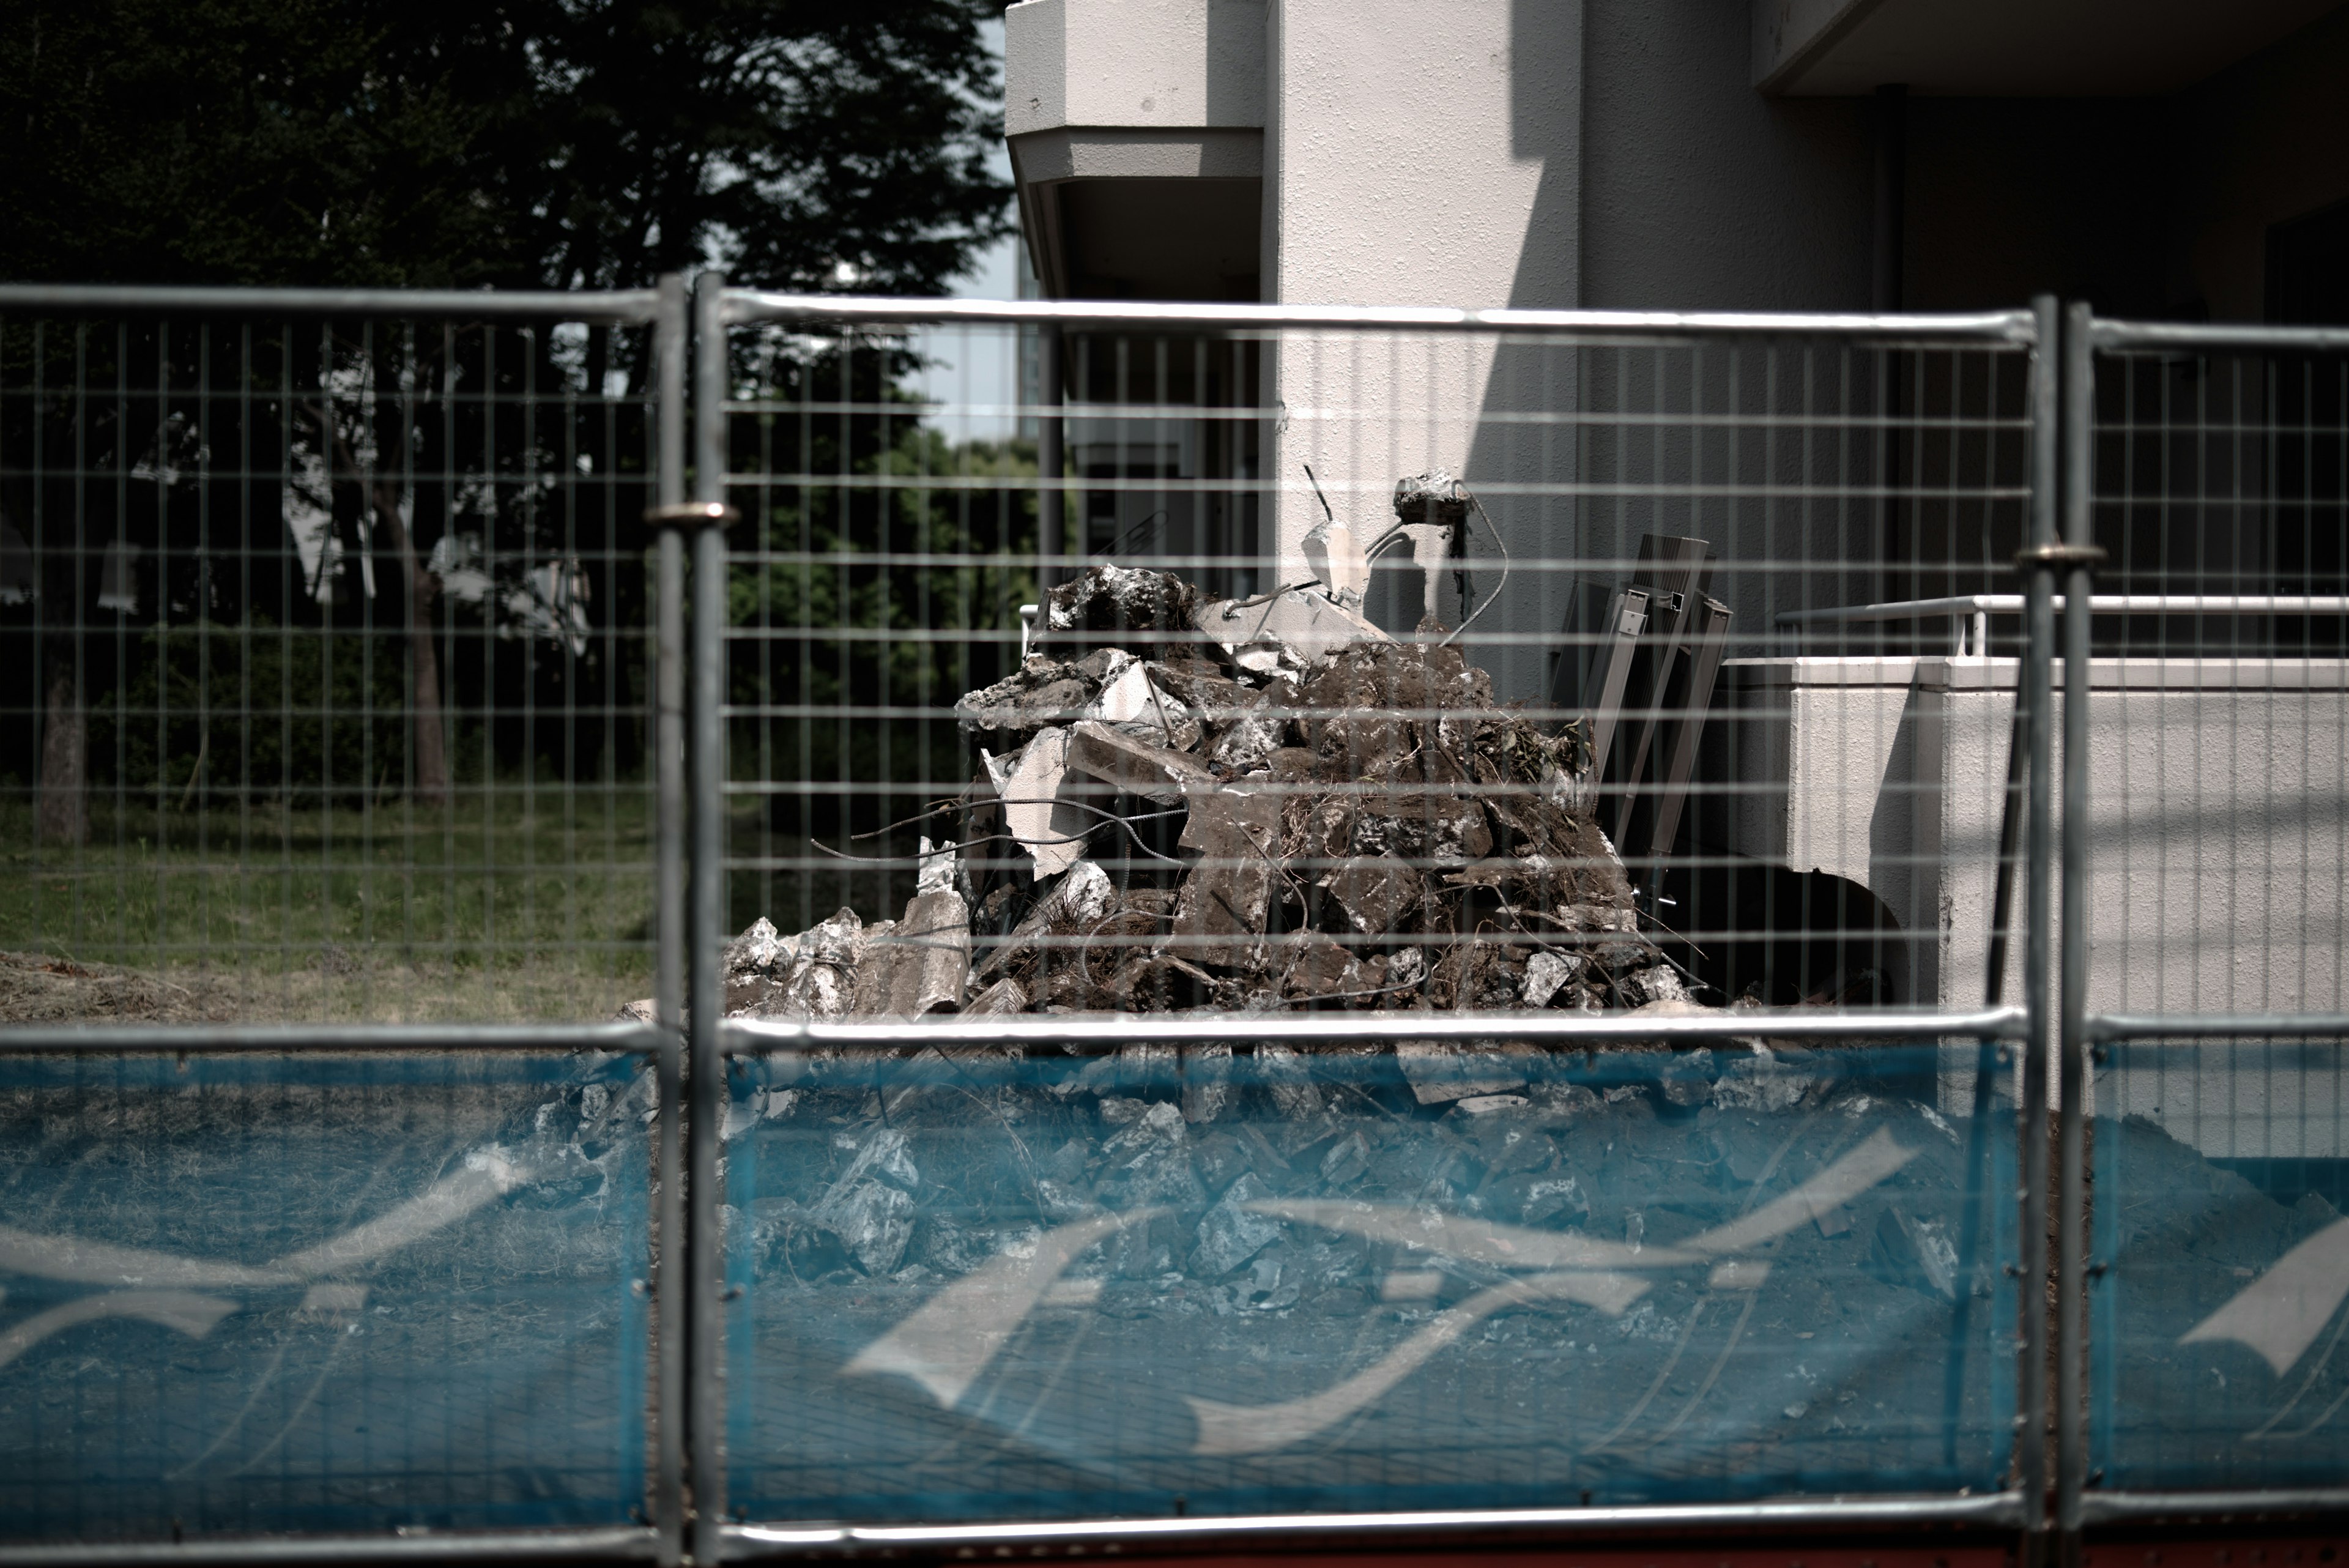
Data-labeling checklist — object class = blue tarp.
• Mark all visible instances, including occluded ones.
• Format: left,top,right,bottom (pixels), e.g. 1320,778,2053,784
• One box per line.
0,1052,649,1542
2096,1040,2349,1490
722,1041,2019,1521
13,1034,2342,1542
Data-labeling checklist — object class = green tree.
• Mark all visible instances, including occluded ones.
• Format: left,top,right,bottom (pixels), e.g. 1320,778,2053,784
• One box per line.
0,0,1010,294
1,0,1011,828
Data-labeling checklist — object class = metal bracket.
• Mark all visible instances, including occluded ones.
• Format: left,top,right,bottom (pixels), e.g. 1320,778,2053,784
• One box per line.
644,502,740,528
2013,542,2107,571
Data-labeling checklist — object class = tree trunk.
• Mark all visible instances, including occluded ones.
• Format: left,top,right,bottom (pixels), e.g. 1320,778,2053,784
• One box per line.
370,483,450,807
37,666,86,845
311,399,450,806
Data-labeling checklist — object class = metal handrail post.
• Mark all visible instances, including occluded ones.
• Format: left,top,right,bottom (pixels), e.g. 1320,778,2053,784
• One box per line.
2053,300,2099,1553
649,272,691,1568
688,269,732,1566
2017,293,2061,1558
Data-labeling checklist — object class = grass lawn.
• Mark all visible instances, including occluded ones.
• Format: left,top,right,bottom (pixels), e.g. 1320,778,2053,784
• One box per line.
0,783,658,1024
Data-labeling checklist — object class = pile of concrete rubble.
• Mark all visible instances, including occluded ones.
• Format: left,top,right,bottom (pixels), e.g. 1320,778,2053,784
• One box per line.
710,546,1693,1023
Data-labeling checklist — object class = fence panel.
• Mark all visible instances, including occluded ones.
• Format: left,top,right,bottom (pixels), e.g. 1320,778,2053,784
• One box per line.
0,288,670,1027
0,283,683,1559
2073,318,2349,1524
699,294,2043,1539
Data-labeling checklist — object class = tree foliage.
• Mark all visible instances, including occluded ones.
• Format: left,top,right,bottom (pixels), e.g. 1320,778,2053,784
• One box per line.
0,0,1011,293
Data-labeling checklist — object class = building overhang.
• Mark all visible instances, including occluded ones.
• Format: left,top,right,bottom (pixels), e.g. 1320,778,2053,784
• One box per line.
1754,0,2342,95
1004,0,1266,300
1010,130,1263,300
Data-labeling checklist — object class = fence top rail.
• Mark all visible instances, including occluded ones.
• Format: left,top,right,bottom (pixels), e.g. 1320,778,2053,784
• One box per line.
2086,1013,2349,1042
723,289,2040,344
0,1021,667,1053
0,283,662,325
721,1005,2022,1054
2088,316,2349,354
1781,595,2349,626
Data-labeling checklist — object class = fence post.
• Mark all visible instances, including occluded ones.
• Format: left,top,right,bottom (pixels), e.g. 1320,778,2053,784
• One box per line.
2018,292,2061,1558
2054,300,2102,1555
688,269,733,1565
648,271,691,1568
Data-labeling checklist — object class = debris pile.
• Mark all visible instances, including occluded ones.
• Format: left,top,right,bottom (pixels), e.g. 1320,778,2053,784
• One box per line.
710,554,1690,1022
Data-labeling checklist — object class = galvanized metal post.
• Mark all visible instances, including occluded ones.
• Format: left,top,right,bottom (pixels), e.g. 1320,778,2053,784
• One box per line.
688,269,733,1565
650,272,690,1567
1037,322,1063,592
2054,300,2101,1555
2017,292,2061,1557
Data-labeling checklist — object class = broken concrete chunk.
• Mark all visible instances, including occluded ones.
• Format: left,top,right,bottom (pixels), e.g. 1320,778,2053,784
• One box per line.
962,976,1028,1017
1190,1171,1285,1277
725,916,793,977
1301,518,1369,604
1320,856,1421,936
1171,782,1283,968
1656,1046,1717,1107
1096,1099,1204,1208
851,889,970,1016
1100,952,1217,1011
915,836,957,897
811,1127,920,1275
1521,950,1582,1007
955,656,1105,737
1714,1047,1812,1113
1066,719,1215,806
1085,658,1165,726
1058,859,1115,926
1196,587,1387,675
1869,1205,1959,1299
1620,965,1695,1009
1256,1041,1324,1119
1394,1041,1528,1105
727,908,867,1020
1181,1041,1233,1124
1318,1129,1370,1187
999,726,1091,878
1284,937,1360,1000
1043,563,1202,652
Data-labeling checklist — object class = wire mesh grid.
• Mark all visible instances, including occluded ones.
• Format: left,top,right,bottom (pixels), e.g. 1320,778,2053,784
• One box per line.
0,298,669,1025
703,301,2043,1525
708,309,2043,1018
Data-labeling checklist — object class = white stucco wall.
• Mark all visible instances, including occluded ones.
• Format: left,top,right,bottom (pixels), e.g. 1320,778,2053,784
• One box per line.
1257,0,1583,693
1006,0,1266,136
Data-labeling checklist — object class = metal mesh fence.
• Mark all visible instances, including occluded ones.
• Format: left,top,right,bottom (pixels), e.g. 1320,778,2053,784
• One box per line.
0,292,670,1025
7,284,2349,1556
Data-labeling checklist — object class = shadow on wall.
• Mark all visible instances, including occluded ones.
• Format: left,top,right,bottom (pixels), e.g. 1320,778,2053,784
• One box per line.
1454,0,1880,708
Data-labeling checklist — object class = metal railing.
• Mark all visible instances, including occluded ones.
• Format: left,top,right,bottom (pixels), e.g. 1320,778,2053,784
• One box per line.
1,281,2345,1562
1779,595,2349,656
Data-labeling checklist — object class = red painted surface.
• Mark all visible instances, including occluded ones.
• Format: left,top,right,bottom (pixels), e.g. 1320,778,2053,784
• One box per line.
2085,1542,2348,1568
1021,1552,2013,1568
